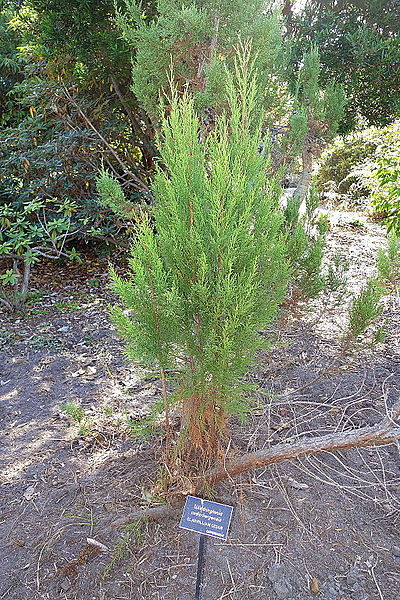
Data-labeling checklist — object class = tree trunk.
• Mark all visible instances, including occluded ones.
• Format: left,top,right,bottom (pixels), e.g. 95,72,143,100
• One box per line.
12,258,20,307
110,76,156,171
20,259,31,305
179,391,227,473
13,258,31,311
293,146,313,202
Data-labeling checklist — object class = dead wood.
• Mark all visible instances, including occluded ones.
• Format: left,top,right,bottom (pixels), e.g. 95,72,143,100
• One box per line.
112,502,184,528
112,402,400,526
203,404,400,485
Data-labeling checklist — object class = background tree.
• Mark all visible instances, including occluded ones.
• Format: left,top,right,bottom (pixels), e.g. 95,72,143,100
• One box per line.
117,0,287,130
20,0,158,172
285,0,400,130
290,46,346,201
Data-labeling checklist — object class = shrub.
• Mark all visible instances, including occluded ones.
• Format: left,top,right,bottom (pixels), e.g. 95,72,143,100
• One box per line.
0,198,81,311
347,278,384,341
283,189,348,302
377,233,400,286
315,129,380,202
367,122,400,235
103,51,289,478
316,121,400,220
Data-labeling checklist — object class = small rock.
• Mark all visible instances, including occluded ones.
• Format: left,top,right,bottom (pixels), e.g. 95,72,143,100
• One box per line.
60,580,71,592
87,538,108,552
310,576,320,594
23,485,37,501
392,546,400,557
346,567,363,586
268,564,294,599
287,477,309,490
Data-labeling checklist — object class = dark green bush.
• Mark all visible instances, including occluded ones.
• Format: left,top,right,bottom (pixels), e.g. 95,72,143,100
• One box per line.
316,122,400,220
315,130,379,201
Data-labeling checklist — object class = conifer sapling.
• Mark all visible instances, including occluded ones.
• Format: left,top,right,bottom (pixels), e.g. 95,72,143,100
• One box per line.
103,47,289,487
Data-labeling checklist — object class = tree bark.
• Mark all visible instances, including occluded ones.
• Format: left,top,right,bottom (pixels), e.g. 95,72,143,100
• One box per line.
293,146,313,202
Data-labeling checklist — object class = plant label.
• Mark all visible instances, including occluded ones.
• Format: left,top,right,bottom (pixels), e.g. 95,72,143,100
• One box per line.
179,495,233,540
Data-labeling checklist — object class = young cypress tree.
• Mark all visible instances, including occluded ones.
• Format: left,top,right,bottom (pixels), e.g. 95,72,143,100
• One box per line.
103,48,289,483
290,46,346,201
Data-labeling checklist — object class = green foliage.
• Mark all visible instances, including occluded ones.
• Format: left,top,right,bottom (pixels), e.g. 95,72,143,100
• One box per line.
347,278,384,340
284,193,325,300
0,199,78,259
96,169,128,216
0,197,82,310
316,131,379,200
61,401,85,423
283,188,349,302
0,9,27,126
118,0,285,120
288,225,325,299
294,45,346,140
279,45,345,201
316,121,400,214
104,52,289,467
377,233,400,286
0,2,154,260
325,252,349,293
368,123,400,235
61,401,93,435
287,0,400,129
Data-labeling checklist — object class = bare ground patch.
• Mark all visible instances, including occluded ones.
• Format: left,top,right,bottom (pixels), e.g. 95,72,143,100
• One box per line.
0,211,399,600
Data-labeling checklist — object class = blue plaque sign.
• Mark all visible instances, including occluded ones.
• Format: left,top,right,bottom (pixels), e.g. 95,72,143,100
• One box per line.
179,495,233,540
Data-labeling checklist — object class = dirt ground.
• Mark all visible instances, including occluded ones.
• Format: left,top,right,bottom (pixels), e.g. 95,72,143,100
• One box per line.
0,209,399,600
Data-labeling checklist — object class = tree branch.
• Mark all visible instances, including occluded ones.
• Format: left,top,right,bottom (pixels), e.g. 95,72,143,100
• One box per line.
61,85,151,195
110,76,156,158
111,402,400,526
204,413,400,486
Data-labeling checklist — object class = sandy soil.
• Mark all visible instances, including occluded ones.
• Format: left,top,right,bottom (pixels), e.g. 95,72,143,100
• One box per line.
0,210,399,600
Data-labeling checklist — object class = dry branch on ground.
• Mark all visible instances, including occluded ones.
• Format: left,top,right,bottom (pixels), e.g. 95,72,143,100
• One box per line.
112,401,400,526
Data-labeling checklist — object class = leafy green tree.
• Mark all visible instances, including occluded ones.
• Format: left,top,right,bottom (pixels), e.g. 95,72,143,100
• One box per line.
0,1,155,298
1,1,156,192
285,0,400,129
22,0,158,169
101,51,289,481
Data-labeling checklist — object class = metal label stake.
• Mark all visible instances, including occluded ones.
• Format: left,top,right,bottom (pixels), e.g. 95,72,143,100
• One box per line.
195,534,207,600
179,495,234,600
